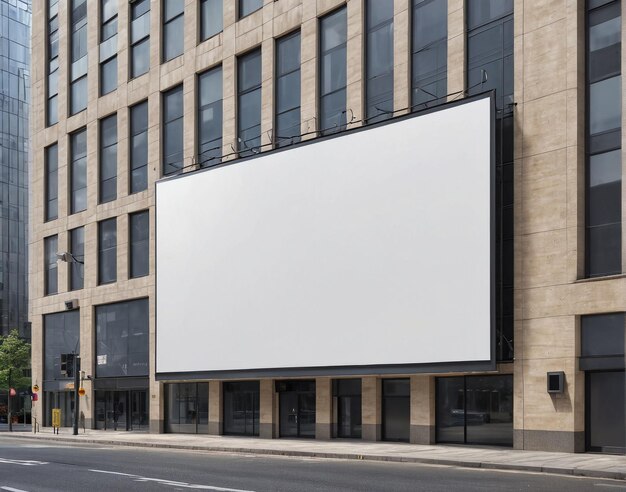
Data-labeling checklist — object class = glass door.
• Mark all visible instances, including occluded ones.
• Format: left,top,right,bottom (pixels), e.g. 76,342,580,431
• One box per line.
298,392,316,438
279,391,299,437
587,371,625,453
130,390,148,431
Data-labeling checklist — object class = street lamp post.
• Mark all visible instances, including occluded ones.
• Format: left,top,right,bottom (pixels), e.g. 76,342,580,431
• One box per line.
73,355,80,436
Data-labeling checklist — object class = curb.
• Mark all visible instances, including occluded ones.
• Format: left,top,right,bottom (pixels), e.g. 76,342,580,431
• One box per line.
3,433,625,481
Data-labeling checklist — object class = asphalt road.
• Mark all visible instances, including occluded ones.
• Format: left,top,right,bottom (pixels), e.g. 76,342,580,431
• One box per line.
0,436,625,492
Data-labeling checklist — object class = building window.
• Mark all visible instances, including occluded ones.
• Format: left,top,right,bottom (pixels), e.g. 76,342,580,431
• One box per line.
237,49,262,156
98,217,117,284
100,114,118,204
319,7,347,135
165,383,209,434
198,66,223,166
47,0,59,125
69,227,84,291
586,0,621,277
70,128,88,214
332,379,362,439
100,0,118,95
130,0,150,78
412,0,447,110
70,0,88,115
467,0,514,362
130,101,149,192
382,379,410,442
163,0,184,62
223,381,260,436
162,85,184,175
95,298,149,377
45,144,58,221
44,235,58,295
366,0,394,122
130,210,149,278
200,0,222,41
275,31,301,147
239,0,262,19
44,311,79,381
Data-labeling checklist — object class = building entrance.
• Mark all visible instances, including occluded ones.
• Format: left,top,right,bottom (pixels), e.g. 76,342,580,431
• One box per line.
277,381,315,438
586,371,625,453
95,390,148,431
44,391,74,427
382,379,410,442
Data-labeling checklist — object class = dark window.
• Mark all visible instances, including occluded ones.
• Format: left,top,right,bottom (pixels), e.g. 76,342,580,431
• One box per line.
44,311,79,381
131,0,150,78
467,0,514,362
382,379,410,442
587,0,621,277
70,0,88,115
69,227,84,291
100,0,118,95
100,114,118,203
581,313,625,357
45,144,58,221
333,379,362,438
44,235,58,295
223,381,260,436
412,0,447,110
275,31,301,147
277,380,315,438
70,128,88,214
95,298,149,377
165,383,209,433
366,0,394,122
47,0,59,125
239,0,262,18
587,371,625,453
130,101,149,193
163,85,184,175
319,8,347,135
130,211,149,278
198,66,223,166
237,49,262,156
163,0,184,62
201,0,222,41
98,218,117,284
436,375,513,446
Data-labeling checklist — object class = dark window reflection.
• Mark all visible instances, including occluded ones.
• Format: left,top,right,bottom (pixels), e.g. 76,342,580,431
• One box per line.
382,379,410,442
165,383,209,434
223,381,260,436
333,379,362,438
44,310,80,381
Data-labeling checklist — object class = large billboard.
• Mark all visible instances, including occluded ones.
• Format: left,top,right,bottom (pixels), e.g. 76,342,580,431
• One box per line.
156,94,495,377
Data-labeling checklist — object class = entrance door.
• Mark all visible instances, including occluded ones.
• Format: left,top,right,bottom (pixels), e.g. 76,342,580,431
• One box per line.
382,379,410,442
130,390,148,431
278,381,316,438
587,371,625,453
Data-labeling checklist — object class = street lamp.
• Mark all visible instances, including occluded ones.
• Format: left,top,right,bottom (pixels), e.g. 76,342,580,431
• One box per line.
56,252,84,264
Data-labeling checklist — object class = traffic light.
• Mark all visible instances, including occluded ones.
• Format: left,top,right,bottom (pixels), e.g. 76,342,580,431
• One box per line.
60,353,75,378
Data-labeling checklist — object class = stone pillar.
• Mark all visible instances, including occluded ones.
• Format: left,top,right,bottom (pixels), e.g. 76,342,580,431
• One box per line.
362,376,381,441
259,379,276,438
208,380,222,435
410,375,435,444
316,377,332,439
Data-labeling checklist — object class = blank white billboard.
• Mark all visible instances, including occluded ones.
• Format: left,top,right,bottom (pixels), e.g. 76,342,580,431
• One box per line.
156,96,494,376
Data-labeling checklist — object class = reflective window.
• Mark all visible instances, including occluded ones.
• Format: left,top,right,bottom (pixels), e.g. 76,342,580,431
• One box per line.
100,0,118,95
412,0,447,110
98,217,117,284
238,49,262,156
319,8,347,135
275,31,301,147
131,0,150,78
70,128,87,214
587,371,625,453
130,211,149,278
44,235,58,295
333,379,362,438
581,313,625,357
95,298,149,377
47,0,59,125
201,0,222,41
366,0,394,122
100,57,117,96
165,383,209,434
130,101,149,192
44,311,79,381
45,144,58,221
198,66,223,166
223,381,259,436
162,85,184,175
163,0,184,62
382,379,409,442
100,114,118,204
587,0,621,277
239,0,262,18
69,227,84,291
70,0,88,114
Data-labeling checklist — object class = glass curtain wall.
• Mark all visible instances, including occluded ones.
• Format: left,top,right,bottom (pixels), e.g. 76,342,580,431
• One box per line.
165,383,209,434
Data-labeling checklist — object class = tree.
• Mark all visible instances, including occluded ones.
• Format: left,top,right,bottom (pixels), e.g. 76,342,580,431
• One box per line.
0,330,31,431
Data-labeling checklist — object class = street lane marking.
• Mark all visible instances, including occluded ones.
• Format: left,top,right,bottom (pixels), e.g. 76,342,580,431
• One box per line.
0,458,48,466
89,469,256,491
1,486,30,492
595,485,626,489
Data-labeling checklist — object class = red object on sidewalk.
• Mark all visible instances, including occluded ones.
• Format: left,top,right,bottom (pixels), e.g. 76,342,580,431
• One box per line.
9,388,16,397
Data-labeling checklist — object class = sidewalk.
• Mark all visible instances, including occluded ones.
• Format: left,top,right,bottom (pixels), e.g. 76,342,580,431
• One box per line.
3,427,626,481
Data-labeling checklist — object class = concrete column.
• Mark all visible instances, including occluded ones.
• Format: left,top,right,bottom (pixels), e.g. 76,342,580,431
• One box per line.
410,376,435,444
259,379,276,438
150,382,163,433
362,376,381,441
447,0,465,97
393,0,410,115
346,0,364,128
208,380,222,435
316,377,333,439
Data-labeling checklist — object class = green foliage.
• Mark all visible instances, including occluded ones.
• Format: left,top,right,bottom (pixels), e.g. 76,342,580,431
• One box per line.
0,330,31,390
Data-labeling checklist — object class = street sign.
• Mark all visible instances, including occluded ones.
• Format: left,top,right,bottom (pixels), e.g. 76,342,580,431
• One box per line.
78,387,85,397
65,382,74,390
32,384,39,393
52,408,61,428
